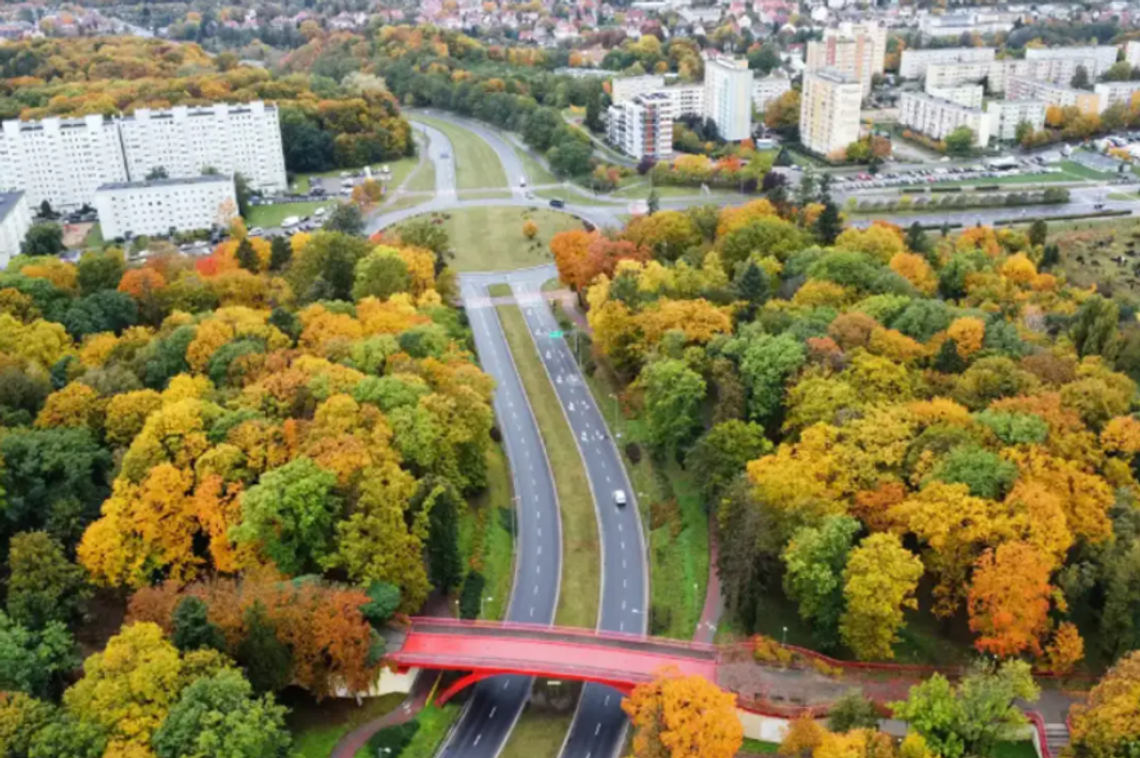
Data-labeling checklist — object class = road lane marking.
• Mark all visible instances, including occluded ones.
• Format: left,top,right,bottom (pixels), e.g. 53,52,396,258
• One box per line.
489,707,497,719
474,735,482,746
595,724,601,736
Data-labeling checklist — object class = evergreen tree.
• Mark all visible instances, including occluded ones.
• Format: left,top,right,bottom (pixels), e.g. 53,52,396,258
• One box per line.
269,236,292,271
941,221,951,238
934,338,967,373
235,238,259,273
647,188,660,216
360,582,402,627
905,222,930,255
1041,243,1061,270
236,602,293,695
814,201,842,245
1028,219,1049,248
458,571,486,619
421,480,463,593
734,261,770,322
585,92,603,133
172,597,225,652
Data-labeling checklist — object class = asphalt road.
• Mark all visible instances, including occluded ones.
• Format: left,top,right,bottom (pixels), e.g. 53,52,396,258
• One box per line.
436,274,564,758
507,269,649,758
412,110,529,195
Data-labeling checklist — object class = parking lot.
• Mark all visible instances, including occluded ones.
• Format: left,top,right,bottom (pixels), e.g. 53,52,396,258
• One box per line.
831,158,1071,193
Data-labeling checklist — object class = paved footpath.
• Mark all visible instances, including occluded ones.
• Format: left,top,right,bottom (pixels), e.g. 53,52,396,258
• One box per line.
327,673,434,758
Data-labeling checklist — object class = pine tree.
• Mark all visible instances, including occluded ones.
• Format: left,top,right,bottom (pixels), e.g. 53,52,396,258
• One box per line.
647,188,660,216
814,201,842,245
235,238,259,272
934,338,966,374
172,597,225,652
735,261,770,322
905,222,929,255
1041,243,1061,270
269,236,292,271
585,92,603,133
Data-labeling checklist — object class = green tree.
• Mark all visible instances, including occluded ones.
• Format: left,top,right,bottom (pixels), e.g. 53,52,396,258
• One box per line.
230,457,342,575
944,126,975,156
1028,219,1048,248
76,252,125,295
458,570,486,619
29,713,107,758
172,597,225,653
1102,60,1134,81
360,582,401,627
734,261,770,322
397,219,450,258
686,420,772,501
153,668,292,758
647,188,660,216
639,359,707,455
720,216,810,268
0,612,79,699
6,531,90,630
931,446,1017,499
1041,243,1061,270
814,201,843,245
234,173,253,219
353,248,411,301
235,238,260,273
1071,294,1121,360
740,332,806,425
236,602,293,695
1071,64,1091,90
415,478,464,593
323,203,365,236
1014,120,1034,145
20,224,65,257
905,222,930,256
287,231,373,302
782,515,861,650
268,236,292,272
827,691,880,733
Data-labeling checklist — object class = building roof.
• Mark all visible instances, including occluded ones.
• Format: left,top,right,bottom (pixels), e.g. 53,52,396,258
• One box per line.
0,191,24,224
96,175,233,192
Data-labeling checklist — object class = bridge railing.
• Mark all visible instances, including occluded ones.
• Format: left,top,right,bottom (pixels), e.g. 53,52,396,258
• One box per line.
406,616,719,654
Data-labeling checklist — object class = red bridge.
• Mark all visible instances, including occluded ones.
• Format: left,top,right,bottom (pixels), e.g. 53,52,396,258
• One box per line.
388,617,719,704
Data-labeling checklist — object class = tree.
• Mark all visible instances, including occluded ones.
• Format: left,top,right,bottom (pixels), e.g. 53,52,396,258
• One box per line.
840,533,923,661
764,90,801,137
944,126,975,156
172,597,225,653
905,222,929,256
1068,649,1140,758
324,203,365,236
231,457,342,576
360,582,401,627
647,188,660,216
639,359,706,454
967,542,1054,657
734,261,769,322
1071,294,1121,360
783,516,861,651
235,238,260,273
288,231,373,302
76,252,125,295
234,173,253,219
353,247,411,301
814,201,842,246
417,478,464,593
686,420,771,501
20,224,65,257
1071,64,1091,90
6,531,90,630
269,236,292,272
827,692,880,733
153,668,291,758
236,602,293,695
0,612,79,699
145,166,169,180
1028,219,1048,248
1015,120,1034,145
622,673,743,758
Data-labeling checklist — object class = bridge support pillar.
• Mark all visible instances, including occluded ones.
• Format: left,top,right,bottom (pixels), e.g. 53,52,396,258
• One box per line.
435,671,509,706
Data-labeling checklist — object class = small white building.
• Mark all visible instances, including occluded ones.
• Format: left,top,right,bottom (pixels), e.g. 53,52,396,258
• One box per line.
899,47,995,80
925,84,985,109
94,175,237,240
1126,40,1140,70
0,191,32,268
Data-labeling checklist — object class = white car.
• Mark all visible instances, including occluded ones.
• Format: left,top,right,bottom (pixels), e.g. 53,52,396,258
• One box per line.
248,227,264,237
613,490,627,508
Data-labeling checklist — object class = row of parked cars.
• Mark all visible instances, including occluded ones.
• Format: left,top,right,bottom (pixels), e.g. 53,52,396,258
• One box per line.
833,162,1060,191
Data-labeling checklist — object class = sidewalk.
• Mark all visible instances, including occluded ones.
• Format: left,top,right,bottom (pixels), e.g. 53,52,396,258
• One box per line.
327,674,433,758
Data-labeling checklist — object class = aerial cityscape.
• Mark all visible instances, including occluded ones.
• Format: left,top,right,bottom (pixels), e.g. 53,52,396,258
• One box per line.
1,1,1140,758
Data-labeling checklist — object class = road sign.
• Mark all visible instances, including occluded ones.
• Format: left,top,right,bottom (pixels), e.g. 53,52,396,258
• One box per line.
549,330,564,338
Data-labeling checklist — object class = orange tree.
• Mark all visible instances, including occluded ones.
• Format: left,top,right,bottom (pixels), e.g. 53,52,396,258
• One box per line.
622,672,743,758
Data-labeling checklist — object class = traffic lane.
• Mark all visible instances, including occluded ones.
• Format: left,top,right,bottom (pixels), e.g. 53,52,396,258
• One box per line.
562,685,628,758
411,120,457,196
438,676,530,758
413,110,526,192
368,196,622,236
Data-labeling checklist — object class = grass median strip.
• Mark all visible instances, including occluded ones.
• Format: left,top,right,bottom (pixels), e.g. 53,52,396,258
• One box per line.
496,304,599,629
410,114,508,190
498,707,574,758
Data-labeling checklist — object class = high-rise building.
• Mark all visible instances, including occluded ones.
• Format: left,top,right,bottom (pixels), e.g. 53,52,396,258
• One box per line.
1093,81,1140,113
752,71,792,112
611,75,667,105
899,47,995,80
0,191,32,268
799,69,862,157
925,84,985,109
663,83,705,119
899,91,990,145
1025,45,1119,76
806,21,885,98
606,91,675,161
94,175,238,240
703,54,753,141
1126,41,1140,70
925,56,1105,95
0,101,287,210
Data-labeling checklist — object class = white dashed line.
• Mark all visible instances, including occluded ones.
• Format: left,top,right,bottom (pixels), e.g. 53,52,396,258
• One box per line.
489,707,497,719
595,724,601,736
474,735,482,746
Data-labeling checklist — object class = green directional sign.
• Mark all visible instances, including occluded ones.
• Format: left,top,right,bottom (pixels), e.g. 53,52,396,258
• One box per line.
549,331,564,338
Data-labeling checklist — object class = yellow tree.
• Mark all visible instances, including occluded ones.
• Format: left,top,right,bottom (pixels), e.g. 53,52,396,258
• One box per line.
1067,650,1140,757
840,533,923,660
622,672,743,758
967,541,1055,657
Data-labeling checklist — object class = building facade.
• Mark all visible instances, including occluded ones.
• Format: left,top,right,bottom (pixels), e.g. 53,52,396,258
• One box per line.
799,69,862,157
752,72,792,112
1007,76,1101,115
94,175,238,240
1127,40,1140,70
899,47,995,80
899,91,990,145
0,191,32,268
704,55,753,141
1025,45,1119,76
663,83,706,119
925,84,985,109
1093,81,1140,113
805,22,885,98
0,101,286,210
611,74,667,104
985,99,1047,141
606,91,675,161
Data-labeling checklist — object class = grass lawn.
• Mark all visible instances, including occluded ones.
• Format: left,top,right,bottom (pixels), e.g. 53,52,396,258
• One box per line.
1109,192,1138,201
409,114,508,190
497,305,600,629
378,704,461,758
741,738,780,754
288,692,405,758
458,189,513,200
488,283,513,297
247,201,329,229
513,144,558,185
398,207,582,272
1059,159,1116,181
929,171,1086,188
611,184,740,200
458,444,515,621
1054,217,1140,299
541,277,562,292
381,195,433,213
535,188,621,206
993,743,1038,758
498,707,575,758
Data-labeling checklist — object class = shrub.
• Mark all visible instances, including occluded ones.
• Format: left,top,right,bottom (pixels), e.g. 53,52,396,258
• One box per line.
366,721,420,758
458,570,486,619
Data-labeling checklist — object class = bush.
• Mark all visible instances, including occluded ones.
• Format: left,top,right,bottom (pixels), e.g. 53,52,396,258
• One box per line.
458,570,486,619
366,720,420,758
625,442,641,464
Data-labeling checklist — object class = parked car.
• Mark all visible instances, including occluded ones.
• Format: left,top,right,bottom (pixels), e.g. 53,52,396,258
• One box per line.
549,198,566,209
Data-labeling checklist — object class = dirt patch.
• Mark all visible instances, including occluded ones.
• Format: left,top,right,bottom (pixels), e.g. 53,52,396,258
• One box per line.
62,222,92,248
1055,219,1140,297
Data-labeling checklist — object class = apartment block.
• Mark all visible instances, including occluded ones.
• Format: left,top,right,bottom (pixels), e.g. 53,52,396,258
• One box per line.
663,83,705,119
985,100,1046,141
925,56,1103,95
0,101,287,210
0,191,32,268
919,11,1017,37
899,91,990,145
1025,45,1119,76
806,21,885,98
926,84,985,109
1007,76,1101,115
899,47,995,80
752,72,792,112
611,75,667,105
1093,81,1140,113
1127,40,1140,69
704,55,753,141
924,59,996,90
94,175,238,240
799,69,862,157
606,91,675,161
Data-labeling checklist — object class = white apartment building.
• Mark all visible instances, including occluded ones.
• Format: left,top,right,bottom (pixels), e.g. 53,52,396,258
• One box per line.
1127,40,1140,70
704,55,753,141
0,115,127,210
1007,75,1101,115
899,47,995,80
752,72,792,112
663,83,705,119
806,21,885,98
926,84,984,109
899,91,990,145
800,69,862,157
919,11,1016,37
925,56,1102,95
0,191,32,268
0,101,286,210
118,102,287,192
924,59,996,90
94,175,238,240
611,75,666,104
985,100,1046,141
1025,45,1119,77
606,91,675,161
1093,81,1140,113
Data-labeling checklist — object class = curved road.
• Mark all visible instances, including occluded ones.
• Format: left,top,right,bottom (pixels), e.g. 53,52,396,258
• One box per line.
412,110,528,194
